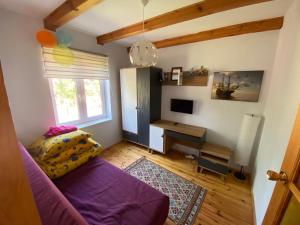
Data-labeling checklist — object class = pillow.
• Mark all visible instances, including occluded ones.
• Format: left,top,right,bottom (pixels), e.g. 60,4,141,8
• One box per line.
44,125,77,138
35,143,103,179
46,138,99,165
28,130,92,161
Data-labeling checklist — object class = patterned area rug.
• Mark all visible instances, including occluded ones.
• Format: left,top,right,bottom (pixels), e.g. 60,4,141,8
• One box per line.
125,157,206,225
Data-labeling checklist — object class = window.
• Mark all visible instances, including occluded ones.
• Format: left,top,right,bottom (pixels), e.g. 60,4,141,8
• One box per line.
42,47,111,126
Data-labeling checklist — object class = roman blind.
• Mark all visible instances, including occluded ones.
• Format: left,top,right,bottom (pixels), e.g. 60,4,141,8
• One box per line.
42,47,109,80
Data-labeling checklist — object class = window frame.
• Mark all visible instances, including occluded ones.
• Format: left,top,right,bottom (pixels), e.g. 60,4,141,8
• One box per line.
49,78,109,126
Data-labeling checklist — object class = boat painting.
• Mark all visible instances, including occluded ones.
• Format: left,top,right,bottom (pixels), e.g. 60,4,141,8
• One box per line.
212,71,264,102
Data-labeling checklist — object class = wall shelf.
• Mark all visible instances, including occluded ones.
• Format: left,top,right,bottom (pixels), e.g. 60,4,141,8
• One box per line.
162,71,208,86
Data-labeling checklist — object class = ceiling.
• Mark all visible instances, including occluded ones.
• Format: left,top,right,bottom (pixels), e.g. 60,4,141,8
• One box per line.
0,0,293,46
0,0,65,19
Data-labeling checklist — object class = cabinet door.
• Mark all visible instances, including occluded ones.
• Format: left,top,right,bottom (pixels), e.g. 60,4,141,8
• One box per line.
149,67,162,122
120,68,137,134
149,125,164,153
137,68,150,146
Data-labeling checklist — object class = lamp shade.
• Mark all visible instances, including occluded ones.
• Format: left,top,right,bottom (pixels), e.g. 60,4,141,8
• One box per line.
129,40,158,67
234,114,261,166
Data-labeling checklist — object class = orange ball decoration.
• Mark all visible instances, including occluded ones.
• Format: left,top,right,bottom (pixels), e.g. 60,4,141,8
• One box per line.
36,30,57,48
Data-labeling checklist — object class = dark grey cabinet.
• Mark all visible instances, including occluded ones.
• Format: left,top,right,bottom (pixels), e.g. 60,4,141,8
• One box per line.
120,67,162,147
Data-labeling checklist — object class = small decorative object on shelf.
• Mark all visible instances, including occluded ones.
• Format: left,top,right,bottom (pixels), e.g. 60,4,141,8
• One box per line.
177,72,183,86
162,65,209,86
189,66,209,76
199,66,209,76
171,67,182,81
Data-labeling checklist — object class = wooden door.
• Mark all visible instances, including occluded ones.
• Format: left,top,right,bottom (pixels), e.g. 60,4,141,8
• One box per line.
263,105,300,225
137,67,150,146
120,68,138,134
0,62,41,224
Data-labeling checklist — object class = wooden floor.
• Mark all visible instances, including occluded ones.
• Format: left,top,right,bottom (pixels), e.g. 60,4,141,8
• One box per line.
101,141,254,225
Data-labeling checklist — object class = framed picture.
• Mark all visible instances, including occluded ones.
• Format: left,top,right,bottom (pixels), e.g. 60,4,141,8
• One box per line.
211,71,264,102
171,67,182,81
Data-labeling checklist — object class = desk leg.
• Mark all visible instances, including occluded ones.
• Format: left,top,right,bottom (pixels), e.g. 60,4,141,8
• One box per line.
197,166,204,173
163,135,173,154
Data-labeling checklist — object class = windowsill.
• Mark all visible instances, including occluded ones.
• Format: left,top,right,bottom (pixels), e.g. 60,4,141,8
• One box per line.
76,117,112,129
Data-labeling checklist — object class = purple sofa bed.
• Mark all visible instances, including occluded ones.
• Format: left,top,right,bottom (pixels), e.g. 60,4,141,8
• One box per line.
20,144,169,225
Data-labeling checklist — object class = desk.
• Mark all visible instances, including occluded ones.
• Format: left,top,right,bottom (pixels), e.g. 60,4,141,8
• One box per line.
149,120,206,154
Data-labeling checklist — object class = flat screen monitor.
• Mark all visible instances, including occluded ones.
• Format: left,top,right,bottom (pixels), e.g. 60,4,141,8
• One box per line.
170,99,193,114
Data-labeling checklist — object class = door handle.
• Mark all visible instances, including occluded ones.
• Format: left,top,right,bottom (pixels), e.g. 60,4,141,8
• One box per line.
266,170,288,184
135,106,140,110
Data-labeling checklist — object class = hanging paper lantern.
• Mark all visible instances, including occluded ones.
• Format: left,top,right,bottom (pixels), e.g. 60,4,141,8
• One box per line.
53,45,74,66
129,40,158,67
36,30,57,47
55,30,72,47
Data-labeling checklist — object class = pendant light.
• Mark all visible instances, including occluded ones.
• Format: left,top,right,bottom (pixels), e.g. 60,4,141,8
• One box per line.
129,0,158,67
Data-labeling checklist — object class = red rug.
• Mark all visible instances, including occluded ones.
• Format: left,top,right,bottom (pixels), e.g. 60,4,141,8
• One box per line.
125,157,206,225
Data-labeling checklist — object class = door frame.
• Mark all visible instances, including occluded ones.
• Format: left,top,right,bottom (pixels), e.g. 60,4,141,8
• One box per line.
263,105,300,225
0,62,41,224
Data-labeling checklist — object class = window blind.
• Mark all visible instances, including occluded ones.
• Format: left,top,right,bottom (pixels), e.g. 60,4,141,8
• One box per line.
42,47,109,80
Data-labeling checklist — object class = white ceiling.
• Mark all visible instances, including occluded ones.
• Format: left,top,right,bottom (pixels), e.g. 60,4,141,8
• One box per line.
66,0,203,36
0,0,294,46
0,0,65,19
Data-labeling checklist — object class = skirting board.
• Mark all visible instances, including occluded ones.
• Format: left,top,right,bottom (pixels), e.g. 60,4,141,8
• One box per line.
251,189,257,225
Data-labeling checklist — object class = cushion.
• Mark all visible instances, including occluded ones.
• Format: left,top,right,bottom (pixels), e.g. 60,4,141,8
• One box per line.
44,125,77,138
36,143,103,179
46,138,100,165
19,143,89,225
28,130,91,160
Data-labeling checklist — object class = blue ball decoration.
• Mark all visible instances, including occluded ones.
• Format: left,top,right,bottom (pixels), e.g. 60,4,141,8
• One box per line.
55,30,72,47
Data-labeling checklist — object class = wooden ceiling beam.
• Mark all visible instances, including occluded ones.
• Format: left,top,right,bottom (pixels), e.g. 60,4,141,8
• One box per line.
97,0,272,44
126,17,283,51
152,17,283,49
44,0,103,31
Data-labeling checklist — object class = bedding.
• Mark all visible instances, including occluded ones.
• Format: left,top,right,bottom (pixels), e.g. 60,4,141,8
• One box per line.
44,125,77,138
35,143,103,179
55,156,170,225
28,130,91,160
46,138,100,164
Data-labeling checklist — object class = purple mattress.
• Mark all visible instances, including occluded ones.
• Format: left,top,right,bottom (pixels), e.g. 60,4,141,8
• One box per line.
54,156,169,225
20,143,89,225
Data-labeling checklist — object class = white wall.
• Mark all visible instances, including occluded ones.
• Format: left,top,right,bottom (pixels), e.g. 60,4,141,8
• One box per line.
157,31,279,169
252,0,300,224
0,9,130,148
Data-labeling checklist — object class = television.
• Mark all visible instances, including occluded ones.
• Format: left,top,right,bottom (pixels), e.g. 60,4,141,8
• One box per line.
170,99,193,114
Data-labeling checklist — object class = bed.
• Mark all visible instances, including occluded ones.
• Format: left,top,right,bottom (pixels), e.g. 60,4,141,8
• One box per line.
20,144,169,225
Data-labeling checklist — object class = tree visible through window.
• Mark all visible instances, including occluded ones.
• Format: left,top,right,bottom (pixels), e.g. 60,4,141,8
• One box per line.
52,79,79,123
84,79,103,117
50,78,108,125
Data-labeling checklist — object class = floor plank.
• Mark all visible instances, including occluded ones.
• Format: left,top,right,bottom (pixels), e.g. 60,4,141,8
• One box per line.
100,141,254,225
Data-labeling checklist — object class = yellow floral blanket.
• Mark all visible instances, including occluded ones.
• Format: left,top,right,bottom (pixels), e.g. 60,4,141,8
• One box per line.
28,130,103,179
28,130,92,160
34,139,103,179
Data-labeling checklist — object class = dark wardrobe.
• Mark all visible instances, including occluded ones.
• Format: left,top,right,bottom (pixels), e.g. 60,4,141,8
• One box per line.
120,67,162,147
